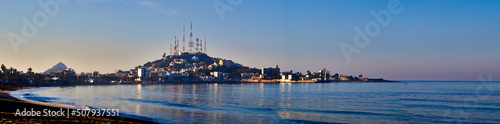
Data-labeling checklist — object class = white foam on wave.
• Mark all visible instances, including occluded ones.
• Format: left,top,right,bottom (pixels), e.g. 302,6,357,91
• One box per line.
9,87,90,110
8,87,157,123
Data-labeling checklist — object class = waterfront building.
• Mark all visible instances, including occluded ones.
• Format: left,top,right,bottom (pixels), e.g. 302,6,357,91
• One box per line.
162,73,188,82
261,65,280,79
138,68,151,81
362,78,384,82
340,75,353,81
319,68,330,81
211,71,223,78
210,71,230,80
241,73,260,79
280,73,293,82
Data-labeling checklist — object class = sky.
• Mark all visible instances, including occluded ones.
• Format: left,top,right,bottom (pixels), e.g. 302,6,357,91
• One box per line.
1,0,499,81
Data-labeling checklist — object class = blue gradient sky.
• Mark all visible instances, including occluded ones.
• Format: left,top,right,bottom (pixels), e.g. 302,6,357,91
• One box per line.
1,0,499,81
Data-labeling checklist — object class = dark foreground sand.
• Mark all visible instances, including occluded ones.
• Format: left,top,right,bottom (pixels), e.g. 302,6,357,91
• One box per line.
0,86,157,124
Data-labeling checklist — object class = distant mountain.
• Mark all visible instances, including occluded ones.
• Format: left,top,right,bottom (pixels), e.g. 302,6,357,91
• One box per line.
43,62,68,74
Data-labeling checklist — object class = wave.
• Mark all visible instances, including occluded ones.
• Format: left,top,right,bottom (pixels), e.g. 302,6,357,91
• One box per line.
277,119,345,124
284,108,401,117
403,104,500,111
117,98,222,111
400,98,500,106
21,93,60,102
283,107,500,123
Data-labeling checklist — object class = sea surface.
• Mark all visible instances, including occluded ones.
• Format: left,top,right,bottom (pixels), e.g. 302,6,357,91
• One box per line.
10,81,500,124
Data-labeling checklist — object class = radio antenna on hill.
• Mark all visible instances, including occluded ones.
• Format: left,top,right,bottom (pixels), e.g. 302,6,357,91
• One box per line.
189,21,194,53
183,26,185,52
204,36,207,53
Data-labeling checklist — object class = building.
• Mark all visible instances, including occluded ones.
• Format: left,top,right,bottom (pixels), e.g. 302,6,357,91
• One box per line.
175,59,187,64
211,71,222,78
340,75,353,81
362,78,385,82
261,65,280,79
158,71,168,77
233,63,243,67
219,59,233,66
318,68,330,81
241,73,260,79
280,73,299,82
162,73,188,82
191,56,199,61
210,71,229,80
200,76,214,81
138,68,151,81
169,59,187,67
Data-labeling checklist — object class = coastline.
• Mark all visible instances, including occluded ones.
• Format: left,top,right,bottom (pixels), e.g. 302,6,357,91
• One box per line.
239,79,397,83
0,81,399,123
0,86,158,124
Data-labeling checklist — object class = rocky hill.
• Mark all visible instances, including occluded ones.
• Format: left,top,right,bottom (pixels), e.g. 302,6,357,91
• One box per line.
142,52,217,69
43,62,68,74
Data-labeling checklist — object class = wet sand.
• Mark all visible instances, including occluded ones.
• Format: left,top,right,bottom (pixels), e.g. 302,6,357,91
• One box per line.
0,86,157,124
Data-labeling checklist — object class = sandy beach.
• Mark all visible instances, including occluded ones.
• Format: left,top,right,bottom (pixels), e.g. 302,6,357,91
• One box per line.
0,86,157,124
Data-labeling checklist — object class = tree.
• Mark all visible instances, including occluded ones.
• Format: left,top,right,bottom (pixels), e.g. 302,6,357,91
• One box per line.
27,67,33,76
307,70,312,76
0,69,3,79
2,65,10,81
162,53,166,58
333,73,339,79
1,64,6,73
93,71,100,77
358,74,363,78
292,72,302,81
11,68,18,78
0,68,3,87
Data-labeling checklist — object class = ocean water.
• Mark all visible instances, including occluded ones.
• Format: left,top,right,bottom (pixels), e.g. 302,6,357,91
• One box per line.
11,82,500,123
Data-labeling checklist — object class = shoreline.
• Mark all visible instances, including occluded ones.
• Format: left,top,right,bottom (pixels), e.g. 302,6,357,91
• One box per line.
0,81,399,123
0,86,158,124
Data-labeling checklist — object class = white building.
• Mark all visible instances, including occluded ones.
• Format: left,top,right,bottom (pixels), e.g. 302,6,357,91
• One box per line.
138,68,151,81
191,56,199,61
281,74,293,82
211,71,223,78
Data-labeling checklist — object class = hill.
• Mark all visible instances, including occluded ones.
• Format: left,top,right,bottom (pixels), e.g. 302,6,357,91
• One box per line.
139,52,260,76
142,52,216,69
43,62,68,74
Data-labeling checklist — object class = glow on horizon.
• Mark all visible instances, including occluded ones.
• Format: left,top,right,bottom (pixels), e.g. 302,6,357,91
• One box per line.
0,0,499,81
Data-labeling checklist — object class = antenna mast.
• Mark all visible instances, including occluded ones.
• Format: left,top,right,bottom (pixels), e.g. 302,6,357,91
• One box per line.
183,26,185,52
204,36,207,53
189,21,194,53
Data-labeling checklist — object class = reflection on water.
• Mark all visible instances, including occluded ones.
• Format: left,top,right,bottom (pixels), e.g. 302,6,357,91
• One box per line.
29,82,500,124
137,84,142,99
136,84,142,115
